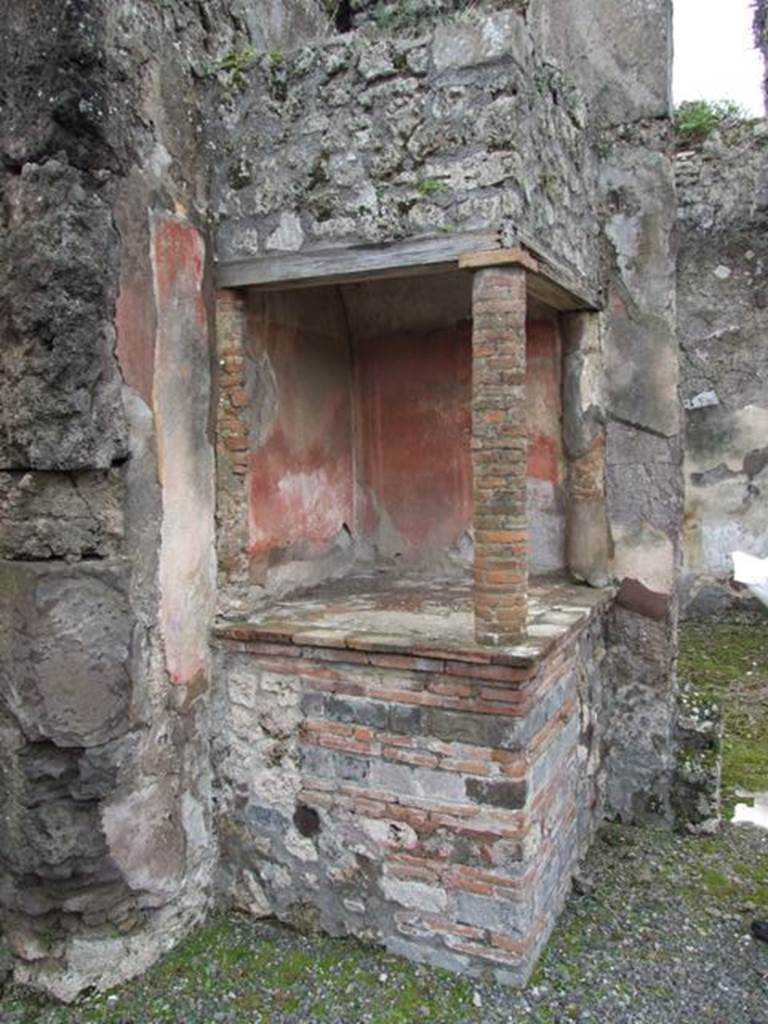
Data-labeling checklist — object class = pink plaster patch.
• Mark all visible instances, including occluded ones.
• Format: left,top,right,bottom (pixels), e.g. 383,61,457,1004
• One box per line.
249,421,354,559
116,280,156,406
528,433,560,483
152,215,216,687
245,301,355,566
153,218,207,329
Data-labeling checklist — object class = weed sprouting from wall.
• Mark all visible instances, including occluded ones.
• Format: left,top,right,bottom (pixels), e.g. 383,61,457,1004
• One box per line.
674,99,748,143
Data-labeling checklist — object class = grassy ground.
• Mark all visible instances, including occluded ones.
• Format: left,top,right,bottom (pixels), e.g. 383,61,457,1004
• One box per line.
678,623,768,808
1,623,766,1024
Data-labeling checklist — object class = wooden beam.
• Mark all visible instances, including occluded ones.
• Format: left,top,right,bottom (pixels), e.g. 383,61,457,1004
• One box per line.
215,229,501,291
458,247,539,273
214,229,601,311
459,247,599,311
526,270,598,312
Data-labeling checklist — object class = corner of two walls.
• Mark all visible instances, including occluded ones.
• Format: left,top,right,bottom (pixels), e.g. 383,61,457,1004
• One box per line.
0,0,685,1000
209,0,683,827
597,122,681,824
533,0,682,823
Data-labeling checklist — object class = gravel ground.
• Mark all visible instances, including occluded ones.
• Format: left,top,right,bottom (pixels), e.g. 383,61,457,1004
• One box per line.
1,625,766,1024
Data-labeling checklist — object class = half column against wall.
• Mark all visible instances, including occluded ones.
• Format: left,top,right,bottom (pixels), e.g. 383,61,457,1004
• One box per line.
470,264,529,644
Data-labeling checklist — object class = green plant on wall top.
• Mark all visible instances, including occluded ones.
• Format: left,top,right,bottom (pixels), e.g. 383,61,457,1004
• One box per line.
674,99,747,143
217,45,258,90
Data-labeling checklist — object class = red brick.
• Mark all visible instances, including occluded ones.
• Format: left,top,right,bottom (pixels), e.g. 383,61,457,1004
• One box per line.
440,757,490,776
382,747,438,768
445,661,529,683
368,653,445,673
422,916,486,941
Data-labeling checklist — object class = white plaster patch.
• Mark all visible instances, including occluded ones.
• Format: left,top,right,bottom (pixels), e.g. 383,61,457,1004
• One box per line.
328,150,367,188
229,227,259,255
266,211,304,252
343,898,366,914
181,792,208,857
432,11,530,71
611,522,674,593
101,783,185,899
261,862,291,889
361,819,418,849
148,143,172,180
713,265,732,280
276,469,347,537
233,869,272,918
381,876,447,913
246,770,302,810
684,390,719,410
684,404,768,574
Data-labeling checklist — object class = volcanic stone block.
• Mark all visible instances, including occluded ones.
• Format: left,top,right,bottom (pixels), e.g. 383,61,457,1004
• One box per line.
0,160,128,470
0,470,124,561
0,561,132,748
465,778,527,809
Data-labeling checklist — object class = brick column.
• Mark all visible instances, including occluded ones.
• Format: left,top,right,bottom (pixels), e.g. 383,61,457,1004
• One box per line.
215,288,251,584
470,265,529,645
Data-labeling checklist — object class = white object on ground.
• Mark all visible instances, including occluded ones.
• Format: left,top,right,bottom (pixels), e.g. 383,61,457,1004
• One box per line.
733,793,768,830
732,551,768,609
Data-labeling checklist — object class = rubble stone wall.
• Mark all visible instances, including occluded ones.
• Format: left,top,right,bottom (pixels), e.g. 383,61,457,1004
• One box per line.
209,8,601,284
676,123,768,620
756,0,768,110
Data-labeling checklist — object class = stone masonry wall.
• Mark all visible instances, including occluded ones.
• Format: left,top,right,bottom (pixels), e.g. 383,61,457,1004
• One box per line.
676,122,768,620
756,0,768,111
530,5,679,819
209,7,601,284
599,115,681,819
210,2,682,823
212,599,610,984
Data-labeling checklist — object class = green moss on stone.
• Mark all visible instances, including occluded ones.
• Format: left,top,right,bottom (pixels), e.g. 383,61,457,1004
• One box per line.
678,624,768,810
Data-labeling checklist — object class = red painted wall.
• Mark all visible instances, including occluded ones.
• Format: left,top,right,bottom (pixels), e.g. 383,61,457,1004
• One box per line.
356,324,473,558
238,283,565,582
245,291,354,570
526,318,564,485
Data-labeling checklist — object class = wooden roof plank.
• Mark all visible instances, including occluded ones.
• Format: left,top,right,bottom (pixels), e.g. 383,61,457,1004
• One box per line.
214,231,601,311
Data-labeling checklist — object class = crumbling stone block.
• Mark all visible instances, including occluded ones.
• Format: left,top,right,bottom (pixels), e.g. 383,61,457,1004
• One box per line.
0,161,128,471
0,561,132,749
0,470,124,561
